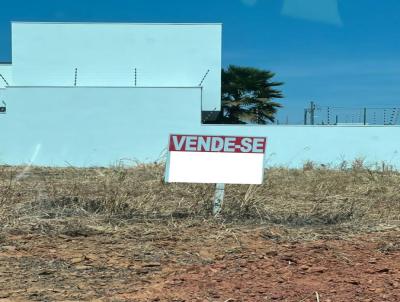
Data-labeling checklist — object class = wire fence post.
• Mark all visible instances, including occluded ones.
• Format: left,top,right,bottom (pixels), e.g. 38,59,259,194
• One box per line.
134,68,137,86
394,108,400,125
389,108,396,125
310,101,315,125
327,106,330,125
384,109,387,125
363,108,367,125
304,109,308,125
74,68,78,86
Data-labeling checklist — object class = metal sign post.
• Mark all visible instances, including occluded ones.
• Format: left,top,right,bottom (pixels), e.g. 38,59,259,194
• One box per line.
213,183,225,216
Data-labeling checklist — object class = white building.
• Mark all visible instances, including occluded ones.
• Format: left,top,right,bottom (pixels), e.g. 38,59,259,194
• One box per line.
1,22,222,110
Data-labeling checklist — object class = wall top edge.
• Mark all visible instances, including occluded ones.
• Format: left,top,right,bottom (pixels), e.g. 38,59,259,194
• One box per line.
6,86,203,89
11,21,222,26
202,124,400,128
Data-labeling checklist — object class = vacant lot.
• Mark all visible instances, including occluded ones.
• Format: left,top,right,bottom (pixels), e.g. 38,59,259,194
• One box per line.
0,163,400,301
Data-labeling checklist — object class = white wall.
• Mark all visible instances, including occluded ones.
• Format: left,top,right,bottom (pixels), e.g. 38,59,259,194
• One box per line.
0,87,202,166
1,87,399,169
0,64,12,88
11,22,222,110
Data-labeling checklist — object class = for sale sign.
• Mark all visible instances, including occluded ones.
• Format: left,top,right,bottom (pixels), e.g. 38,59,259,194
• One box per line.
165,134,267,184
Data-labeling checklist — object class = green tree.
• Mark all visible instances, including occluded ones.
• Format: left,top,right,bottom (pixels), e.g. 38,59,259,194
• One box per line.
219,65,283,124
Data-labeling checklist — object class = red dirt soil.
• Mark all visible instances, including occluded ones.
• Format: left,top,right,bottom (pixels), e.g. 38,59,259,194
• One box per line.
1,224,399,302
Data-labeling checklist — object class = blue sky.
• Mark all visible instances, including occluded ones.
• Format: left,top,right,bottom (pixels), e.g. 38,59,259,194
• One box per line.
1,0,400,123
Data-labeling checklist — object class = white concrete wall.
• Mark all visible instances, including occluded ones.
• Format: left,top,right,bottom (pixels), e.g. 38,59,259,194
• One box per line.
201,125,400,169
0,87,202,166
1,87,399,169
0,64,12,88
11,22,222,110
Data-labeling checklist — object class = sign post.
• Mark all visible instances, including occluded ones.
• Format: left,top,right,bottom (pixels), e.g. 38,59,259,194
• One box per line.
213,183,225,216
165,134,267,215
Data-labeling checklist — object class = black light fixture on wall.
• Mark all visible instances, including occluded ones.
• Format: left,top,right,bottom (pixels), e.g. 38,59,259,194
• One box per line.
0,101,6,113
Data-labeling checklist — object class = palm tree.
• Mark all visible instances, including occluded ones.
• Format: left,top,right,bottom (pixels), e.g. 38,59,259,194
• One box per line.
219,65,283,124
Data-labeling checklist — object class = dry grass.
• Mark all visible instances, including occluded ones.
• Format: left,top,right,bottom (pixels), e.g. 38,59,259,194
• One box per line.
1,161,400,236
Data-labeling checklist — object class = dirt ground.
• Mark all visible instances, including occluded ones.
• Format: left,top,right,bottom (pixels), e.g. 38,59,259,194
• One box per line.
1,165,400,301
0,222,399,302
